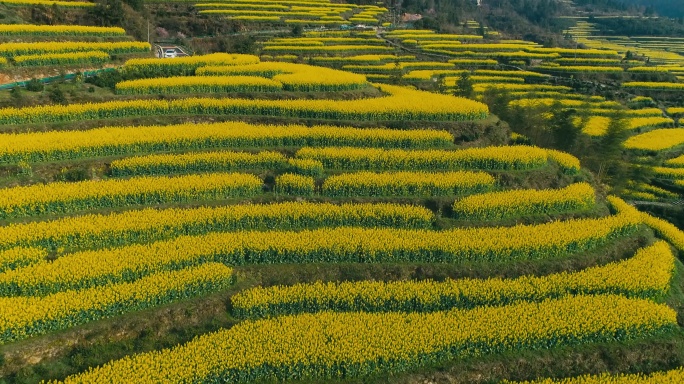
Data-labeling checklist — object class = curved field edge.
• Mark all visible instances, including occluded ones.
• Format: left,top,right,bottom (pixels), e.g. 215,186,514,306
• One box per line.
0,84,489,126
0,153,583,228
378,260,684,384
0,113,503,136
0,229,659,383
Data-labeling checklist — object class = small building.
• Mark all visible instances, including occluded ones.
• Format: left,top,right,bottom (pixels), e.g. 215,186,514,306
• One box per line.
401,13,422,22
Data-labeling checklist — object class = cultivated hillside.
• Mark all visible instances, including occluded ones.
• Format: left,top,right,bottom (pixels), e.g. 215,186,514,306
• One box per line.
0,0,684,383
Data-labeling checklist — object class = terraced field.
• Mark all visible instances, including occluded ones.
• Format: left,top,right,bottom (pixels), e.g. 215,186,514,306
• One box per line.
1,2,684,384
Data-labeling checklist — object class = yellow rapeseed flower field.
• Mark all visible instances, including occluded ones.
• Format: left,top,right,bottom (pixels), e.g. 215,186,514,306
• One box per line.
14,51,109,67
0,84,489,125
624,82,684,91
624,129,684,151
0,210,641,296
196,61,369,91
0,41,149,58
296,145,550,171
233,240,673,318
321,171,495,197
122,53,260,77
452,183,596,220
665,154,684,167
0,202,434,252
0,172,262,219
0,122,454,164
55,295,676,383
0,264,234,344
115,76,283,94
0,246,47,272
0,0,92,7
110,150,287,176
0,24,125,36
275,173,316,195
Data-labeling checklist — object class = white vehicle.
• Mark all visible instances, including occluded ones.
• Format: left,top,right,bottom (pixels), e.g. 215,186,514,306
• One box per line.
163,49,177,58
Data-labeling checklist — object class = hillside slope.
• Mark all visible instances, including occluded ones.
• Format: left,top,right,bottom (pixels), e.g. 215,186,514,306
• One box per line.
621,0,684,17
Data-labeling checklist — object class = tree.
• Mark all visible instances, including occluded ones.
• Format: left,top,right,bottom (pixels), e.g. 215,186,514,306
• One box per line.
85,69,122,90
30,4,65,24
549,103,580,152
25,79,44,92
482,87,512,121
48,86,68,105
436,76,447,94
598,113,629,160
216,35,256,54
582,112,633,189
9,87,25,108
291,24,303,37
454,72,474,99
232,36,256,54
413,17,441,31
507,101,553,147
124,0,143,11
388,61,403,85
478,23,486,38
89,0,125,27
51,4,66,24
644,5,655,16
